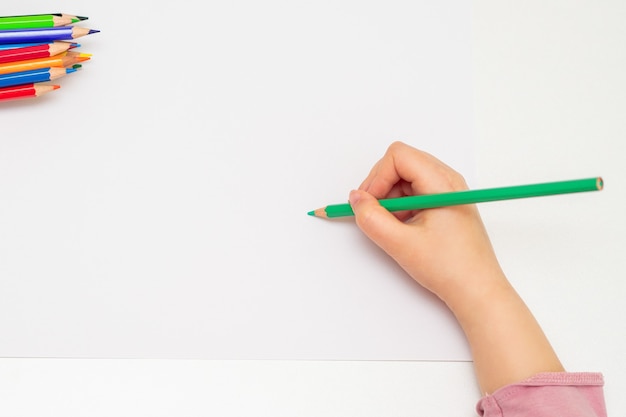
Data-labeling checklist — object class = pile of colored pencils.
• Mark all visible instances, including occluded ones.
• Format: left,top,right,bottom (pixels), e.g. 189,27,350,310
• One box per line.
0,12,99,102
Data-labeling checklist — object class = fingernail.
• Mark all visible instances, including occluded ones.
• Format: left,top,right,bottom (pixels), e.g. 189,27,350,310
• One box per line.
349,189,361,206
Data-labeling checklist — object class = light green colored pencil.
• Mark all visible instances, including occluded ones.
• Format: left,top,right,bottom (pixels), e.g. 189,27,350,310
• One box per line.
0,14,86,30
308,177,603,218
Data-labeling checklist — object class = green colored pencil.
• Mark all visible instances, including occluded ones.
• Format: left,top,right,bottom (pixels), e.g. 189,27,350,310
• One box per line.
0,13,87,30
308,177,604,218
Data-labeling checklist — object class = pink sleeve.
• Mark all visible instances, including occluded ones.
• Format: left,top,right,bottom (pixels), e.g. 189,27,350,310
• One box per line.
476,372,606,417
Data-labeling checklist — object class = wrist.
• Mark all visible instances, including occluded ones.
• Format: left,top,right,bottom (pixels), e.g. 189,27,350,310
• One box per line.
442,270,564,393
436,265,510,317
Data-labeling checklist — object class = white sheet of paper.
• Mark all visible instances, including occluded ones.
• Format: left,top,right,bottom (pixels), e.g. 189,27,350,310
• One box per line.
0,1,474,360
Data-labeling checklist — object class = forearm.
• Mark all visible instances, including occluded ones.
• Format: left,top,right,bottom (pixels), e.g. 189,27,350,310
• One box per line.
444,274,564,394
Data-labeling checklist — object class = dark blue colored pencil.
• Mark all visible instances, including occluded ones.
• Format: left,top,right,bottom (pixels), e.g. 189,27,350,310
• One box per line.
0,26,99,44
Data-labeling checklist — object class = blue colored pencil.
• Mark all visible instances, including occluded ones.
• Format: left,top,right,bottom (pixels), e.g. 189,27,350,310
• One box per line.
0,26,99,44
0,66,77,88
0,41,80,51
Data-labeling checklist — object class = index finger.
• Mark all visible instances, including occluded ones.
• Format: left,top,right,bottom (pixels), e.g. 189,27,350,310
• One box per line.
359,141,468,199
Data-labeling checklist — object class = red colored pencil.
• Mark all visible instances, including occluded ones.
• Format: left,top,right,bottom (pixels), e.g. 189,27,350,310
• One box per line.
0,82,60,101
0,41,75,64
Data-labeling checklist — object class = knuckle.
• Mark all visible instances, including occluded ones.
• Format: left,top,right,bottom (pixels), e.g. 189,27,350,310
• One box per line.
388,140,406,153
441,169,468,191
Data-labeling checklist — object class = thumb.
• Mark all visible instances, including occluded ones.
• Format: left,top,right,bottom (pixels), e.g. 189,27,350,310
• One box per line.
349,189,407,254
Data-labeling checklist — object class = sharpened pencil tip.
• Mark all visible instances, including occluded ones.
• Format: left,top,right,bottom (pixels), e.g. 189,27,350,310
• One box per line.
88,29,100,35
308,208,328,218
52,85,61,90
77,16,89,21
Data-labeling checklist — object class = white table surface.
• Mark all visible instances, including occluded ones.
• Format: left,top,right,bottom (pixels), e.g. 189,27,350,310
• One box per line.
1,1,624,415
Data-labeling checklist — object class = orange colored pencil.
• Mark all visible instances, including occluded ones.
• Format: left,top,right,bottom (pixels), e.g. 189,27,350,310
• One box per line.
0,41,75,64
0,51,91,75
0,82,60,101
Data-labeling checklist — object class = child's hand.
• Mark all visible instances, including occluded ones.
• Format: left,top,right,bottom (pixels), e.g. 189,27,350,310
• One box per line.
349,141,506,307
350,141,565,394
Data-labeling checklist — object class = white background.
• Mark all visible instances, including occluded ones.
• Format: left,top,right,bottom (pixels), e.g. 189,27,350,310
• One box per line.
0,0,474,361
1,0,625,416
